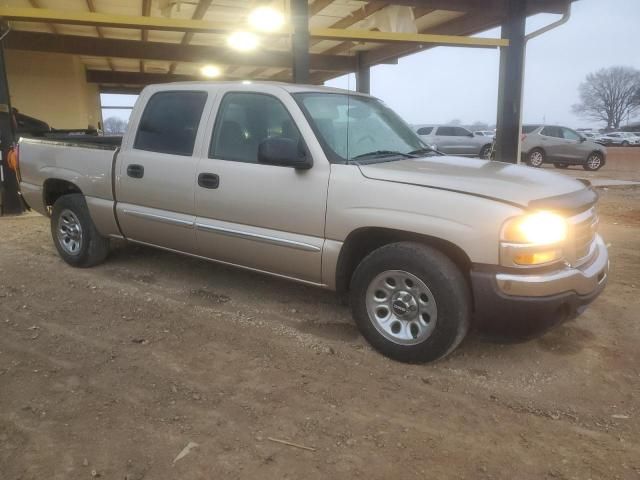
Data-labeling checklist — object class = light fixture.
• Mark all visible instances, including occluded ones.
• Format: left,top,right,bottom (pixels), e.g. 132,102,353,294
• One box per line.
200,64,221,78
241,80,252,84
248,6,284,32
227,31,259,52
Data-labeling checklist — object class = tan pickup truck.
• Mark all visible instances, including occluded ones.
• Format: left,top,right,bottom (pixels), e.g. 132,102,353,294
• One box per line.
15,82,609,363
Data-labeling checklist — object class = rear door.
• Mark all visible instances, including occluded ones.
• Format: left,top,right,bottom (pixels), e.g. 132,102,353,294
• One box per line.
539,126,564,160
115,89,210,253
193,88,330,284
434,126,460,154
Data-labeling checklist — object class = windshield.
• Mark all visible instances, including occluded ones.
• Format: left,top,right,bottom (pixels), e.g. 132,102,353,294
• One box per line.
293,93,431,163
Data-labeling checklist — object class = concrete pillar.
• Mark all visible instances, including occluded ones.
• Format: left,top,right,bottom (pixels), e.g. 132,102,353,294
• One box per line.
0,37,24,215
356,53,371,94
494,0,527,164
291,0,309,84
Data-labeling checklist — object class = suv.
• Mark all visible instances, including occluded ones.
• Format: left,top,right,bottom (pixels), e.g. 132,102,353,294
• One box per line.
415,125,493,159
521,125,607,171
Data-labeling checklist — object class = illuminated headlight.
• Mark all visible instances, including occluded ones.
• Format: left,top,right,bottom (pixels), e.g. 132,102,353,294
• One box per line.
500,211,568,267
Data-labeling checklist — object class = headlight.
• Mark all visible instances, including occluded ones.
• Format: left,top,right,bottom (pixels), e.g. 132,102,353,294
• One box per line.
501,211,568,267
502,211,567,244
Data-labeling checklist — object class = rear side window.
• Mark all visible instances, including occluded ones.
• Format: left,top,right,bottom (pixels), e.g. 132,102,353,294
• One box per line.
541,126,562,138
417,127,433,135
436,126,455,136
134,91,207,156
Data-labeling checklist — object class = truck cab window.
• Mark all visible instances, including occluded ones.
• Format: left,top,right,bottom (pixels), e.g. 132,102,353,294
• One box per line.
134,91,207,156
210,93,302,163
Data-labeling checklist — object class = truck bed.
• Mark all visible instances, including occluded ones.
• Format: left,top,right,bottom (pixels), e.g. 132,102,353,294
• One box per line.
18,134,122,149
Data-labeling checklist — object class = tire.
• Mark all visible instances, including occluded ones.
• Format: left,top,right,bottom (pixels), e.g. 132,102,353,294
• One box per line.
527,148,545,167
553,163,569,169
350,242,470,363
622,141,629,147
479,144,492,159
583,152,604,171
50,194,110,268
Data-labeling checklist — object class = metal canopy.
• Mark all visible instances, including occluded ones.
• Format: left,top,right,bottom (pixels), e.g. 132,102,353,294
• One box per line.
0,0,571,90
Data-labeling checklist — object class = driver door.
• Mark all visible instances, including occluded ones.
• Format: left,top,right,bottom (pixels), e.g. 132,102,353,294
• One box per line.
193,89,330,284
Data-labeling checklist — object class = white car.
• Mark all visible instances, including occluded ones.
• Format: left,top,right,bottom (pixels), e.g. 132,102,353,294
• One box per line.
474,130,495,139
597,132,640,147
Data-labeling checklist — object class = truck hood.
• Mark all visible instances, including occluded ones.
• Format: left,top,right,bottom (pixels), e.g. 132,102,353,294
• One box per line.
357,155,589,209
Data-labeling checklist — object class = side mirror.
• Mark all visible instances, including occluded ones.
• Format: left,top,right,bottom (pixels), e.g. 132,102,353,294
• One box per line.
258,137,312,169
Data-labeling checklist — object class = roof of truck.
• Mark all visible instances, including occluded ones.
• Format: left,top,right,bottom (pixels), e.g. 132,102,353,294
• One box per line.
146,80,370,97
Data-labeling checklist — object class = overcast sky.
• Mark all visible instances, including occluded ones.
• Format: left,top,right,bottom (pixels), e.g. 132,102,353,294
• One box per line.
326,0,640,129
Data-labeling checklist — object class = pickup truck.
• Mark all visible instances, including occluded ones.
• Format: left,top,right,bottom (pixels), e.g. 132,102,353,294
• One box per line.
14,82,609,363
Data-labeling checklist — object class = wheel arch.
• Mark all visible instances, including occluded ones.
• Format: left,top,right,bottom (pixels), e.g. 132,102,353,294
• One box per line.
43,179,83,215
335,227,472,297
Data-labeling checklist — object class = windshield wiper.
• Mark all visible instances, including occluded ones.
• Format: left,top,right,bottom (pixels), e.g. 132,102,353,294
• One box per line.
352,150,416,160
407,147,441,156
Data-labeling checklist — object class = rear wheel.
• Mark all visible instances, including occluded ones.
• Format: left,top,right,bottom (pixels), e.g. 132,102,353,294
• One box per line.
622,141,630,147
553,163,569,169
51,194,110,267
350,242,470,363
583,152,604,171
527,148,545,167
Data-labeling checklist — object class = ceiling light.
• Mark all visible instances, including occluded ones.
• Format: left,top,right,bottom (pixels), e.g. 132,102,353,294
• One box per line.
200,64,221,78
241,80,252,84
248,6,284,32
227,31,259,51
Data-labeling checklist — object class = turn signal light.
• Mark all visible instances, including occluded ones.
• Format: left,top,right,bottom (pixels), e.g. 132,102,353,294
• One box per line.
7,145,18,172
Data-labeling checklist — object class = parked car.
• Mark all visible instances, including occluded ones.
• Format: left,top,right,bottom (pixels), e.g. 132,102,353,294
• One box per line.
474,130,495,138
14,82,608,363
597,132,640,147
521,125,607,171
415,124,493,159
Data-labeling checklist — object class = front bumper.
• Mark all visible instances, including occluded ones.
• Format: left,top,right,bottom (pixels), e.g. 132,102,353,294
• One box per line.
470,236,609,336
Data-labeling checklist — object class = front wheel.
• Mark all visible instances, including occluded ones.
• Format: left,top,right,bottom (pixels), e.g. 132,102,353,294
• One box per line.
350,242,470,363
479,144,492,159
583,152,604,171
51,194,110,267
622,141,630,147
527,148,545,167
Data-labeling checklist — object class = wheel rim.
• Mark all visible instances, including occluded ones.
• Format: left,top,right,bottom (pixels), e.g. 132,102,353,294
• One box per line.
56,209,83,255
530,151,543,166
587,154,601,170
480,146,491,159
365,270,438,346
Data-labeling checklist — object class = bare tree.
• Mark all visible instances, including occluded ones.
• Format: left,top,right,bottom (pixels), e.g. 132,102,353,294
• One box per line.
572,66,640,129
103,116,128,135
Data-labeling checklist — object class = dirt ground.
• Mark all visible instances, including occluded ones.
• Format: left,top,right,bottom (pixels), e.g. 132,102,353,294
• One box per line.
1,152,640,479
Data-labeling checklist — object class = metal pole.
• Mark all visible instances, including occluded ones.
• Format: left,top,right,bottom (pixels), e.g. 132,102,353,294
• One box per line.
494,0,526,164
0,30,23,215
291,0,309,84
356,53,370,94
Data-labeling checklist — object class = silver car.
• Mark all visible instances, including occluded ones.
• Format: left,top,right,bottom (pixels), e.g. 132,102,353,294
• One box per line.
521,125,607,171
415,125,493,159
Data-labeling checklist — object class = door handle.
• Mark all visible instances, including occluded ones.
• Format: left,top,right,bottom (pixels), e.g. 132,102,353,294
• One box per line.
198,173,219,189
127,164,144,179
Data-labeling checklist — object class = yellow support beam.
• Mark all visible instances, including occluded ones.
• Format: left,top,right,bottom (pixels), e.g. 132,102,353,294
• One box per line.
0,7,509,48
0,6,277,36
310,28,509,47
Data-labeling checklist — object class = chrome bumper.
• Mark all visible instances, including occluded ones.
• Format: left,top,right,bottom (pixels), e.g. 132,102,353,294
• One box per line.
496,235,609,297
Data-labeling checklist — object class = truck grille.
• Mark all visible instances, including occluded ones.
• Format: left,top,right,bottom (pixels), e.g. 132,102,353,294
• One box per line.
569,207,598,265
